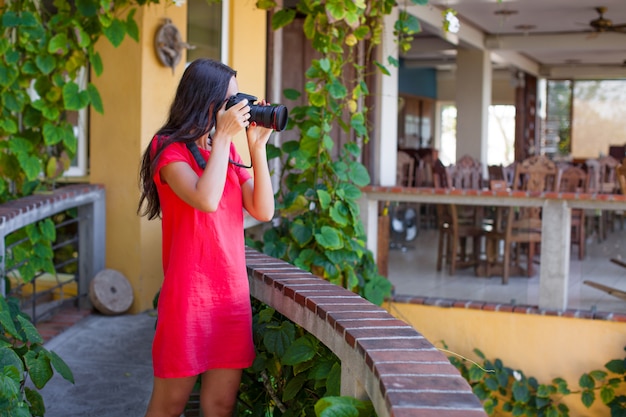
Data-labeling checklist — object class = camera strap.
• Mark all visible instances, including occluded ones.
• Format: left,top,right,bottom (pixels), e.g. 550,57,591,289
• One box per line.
185,141,252,170
186,142,207,170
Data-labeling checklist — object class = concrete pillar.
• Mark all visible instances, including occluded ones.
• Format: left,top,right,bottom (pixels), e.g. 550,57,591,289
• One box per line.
539,200,571,310
455,49,491,165
372,9,399,187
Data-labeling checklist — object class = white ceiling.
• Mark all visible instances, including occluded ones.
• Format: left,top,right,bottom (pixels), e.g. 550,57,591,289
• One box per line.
402,0,626,79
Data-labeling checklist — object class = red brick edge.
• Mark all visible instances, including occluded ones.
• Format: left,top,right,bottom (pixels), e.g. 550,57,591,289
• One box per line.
245,247,487,417
392,295,626,323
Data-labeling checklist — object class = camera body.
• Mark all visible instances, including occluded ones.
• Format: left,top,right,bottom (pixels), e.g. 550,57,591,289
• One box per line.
225,93,288,132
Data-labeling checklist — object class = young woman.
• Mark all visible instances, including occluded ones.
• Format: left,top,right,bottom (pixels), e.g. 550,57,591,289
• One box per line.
138,58,275,417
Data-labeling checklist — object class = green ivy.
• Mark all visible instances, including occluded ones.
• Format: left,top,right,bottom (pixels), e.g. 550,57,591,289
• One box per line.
449,347,626,417
0,296,74,416
249,0,427,307
0,0,157,202
237,300,360,417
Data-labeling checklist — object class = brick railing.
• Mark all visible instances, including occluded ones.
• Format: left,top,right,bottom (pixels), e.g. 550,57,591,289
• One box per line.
245,248,487,417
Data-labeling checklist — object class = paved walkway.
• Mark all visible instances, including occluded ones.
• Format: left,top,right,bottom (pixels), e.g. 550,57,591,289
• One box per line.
39,311,156,417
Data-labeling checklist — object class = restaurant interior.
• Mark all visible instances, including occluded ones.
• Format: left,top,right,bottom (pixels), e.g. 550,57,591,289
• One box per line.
384,0,626,313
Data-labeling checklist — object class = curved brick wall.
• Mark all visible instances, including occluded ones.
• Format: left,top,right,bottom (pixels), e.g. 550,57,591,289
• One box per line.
245,248,487,417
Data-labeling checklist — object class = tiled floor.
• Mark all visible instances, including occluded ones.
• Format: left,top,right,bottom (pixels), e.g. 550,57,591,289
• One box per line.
386,217,626,314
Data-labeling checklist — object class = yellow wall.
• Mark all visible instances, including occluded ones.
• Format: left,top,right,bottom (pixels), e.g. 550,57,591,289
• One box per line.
388,301,626,416
89,1,268,312
228,0,268,165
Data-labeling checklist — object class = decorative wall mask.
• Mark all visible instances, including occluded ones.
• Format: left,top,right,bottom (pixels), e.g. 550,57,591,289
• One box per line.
154,18,195,73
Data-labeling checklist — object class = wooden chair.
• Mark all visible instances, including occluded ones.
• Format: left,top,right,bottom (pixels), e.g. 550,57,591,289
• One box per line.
488,164,505,183
558,165,587,260
585,156,620,241
436,155,485,275
616,158,626,195
396,150,415,187
484,155,558,284
390,150,419,249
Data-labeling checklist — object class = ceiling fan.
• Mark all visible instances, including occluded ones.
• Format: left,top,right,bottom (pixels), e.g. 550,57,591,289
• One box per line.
588,7,626,33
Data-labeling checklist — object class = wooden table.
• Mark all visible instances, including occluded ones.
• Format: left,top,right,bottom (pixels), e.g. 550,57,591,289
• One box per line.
360,185,626,311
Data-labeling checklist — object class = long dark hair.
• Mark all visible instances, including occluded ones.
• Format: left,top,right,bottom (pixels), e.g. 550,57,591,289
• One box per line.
137,59,237,219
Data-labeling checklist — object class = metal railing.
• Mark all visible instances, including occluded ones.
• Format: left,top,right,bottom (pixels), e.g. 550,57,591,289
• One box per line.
0,184,106,323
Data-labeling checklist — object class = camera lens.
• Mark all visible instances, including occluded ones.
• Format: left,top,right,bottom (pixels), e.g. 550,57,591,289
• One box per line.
249,104,288,132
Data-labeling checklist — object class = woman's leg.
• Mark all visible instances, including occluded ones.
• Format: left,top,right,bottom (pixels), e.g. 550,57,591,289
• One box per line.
144,375,198,417
199,368,243,417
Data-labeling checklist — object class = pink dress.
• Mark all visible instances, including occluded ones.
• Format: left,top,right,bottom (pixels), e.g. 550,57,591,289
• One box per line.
152,140,254,378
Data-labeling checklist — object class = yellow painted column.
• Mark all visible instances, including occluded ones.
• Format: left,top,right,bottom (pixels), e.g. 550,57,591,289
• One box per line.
90,4,188,313
227,1,269,163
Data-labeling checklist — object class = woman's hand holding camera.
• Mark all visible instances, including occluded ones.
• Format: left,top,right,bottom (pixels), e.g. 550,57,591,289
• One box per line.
246,99,274,153
213,98,251,145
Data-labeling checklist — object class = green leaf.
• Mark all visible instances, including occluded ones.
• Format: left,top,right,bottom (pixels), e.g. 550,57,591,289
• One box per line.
317,189,331,209
0,118,18,134
76,0,98,16
18,154,42,181
62,81,89,110
281,336,316,366
2,11,20,27
43,122,64,145
512,380,530,402
326,2,347,21
126,9,139,42
262,321,295,356
468,363,485,382
315,396,373,417
537,383,554,398
87,83,104,113
329,202,349,227
25,387,46,416
271,8,296,30
282,373,306,402
579,373,594,389
35,54,56,75
350,112,367,137
348,161,370,187
581,389,595,408
315,226,343,250
606,359,626,374
74,24,91,48
0,369,22,408
397,10,421,35
17,315,43,344
103,18,126,47
327,79,347,99
89,51,104,76
0,346,25,375
63,126,78,154
318,58,331,73
375,60,390,76
256,0,277,9
601,385,616,405
40,218,57,241
47,350,75,383
289,220,313,246
48,33,69,55
590,369,607,381
25,350,53,389
283,88,301,100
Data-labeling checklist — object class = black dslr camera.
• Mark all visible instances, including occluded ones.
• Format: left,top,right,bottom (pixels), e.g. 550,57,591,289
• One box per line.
225,93,288,132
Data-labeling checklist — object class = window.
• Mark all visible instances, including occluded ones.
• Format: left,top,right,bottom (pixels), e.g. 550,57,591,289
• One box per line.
438,104,515,166
187,0,226,64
